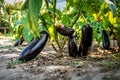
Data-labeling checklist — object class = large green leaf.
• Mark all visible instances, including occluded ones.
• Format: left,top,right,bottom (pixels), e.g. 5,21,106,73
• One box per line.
21,0,29,10
23,26,33,42
42,13,52,25
28,0,43,38
20,11,33,42
20,11,29,27
29,0,42,15
105,0,117,16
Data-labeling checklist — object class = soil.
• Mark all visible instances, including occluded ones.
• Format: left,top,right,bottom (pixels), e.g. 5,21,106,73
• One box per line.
0,35,120,80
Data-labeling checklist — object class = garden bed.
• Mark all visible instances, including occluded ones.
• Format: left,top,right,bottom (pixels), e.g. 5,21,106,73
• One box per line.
0,36,120,80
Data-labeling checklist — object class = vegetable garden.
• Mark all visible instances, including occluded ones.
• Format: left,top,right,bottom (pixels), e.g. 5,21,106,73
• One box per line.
0,0,120,80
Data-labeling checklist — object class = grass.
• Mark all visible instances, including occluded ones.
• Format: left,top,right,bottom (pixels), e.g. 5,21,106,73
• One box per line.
6,59,23,69
101,52,120,71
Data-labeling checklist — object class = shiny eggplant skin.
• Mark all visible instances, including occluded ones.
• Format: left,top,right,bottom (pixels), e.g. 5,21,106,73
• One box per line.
87,25,93,47
19,31,49,61
14,37,24,46
56,24,74,36
78,24,93,56
19,38,39,61
102,30,110,49
68,36,79,57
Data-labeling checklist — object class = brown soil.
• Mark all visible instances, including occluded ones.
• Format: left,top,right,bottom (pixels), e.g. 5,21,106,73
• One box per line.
0,36,120,80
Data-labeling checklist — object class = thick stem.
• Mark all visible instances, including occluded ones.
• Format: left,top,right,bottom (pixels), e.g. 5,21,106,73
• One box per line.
45,0,61,53
70,1,86,28
51,43,58,52
81,13,88,24
70,7,81,28
45,0,52,18
57,48,63,57
61,37,68,50
53,0,63,56
53,0,62,54
70,13,81,28
39,15,48,31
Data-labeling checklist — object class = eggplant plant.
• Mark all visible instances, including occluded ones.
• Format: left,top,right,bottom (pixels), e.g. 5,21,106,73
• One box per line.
3,0,119,58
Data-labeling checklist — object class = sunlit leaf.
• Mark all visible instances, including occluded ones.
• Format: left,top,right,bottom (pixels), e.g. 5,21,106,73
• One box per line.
105,11,117,26
62,14,70,26
42,13,52,25
13,20,21,27
21,0,29,10
102,15,109,29
23,26,33,42
48,26,54,41
28,0,43,37
20,11,29,28
105,0,117,16
20,11,33,42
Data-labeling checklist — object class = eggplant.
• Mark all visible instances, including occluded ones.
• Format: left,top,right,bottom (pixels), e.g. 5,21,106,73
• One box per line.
56,24,74,36
102,30,110,49
19,38,40,60
19,31,49,61
68,36,79,57
14,36,24,46
78,24,93,56
87,24,93,47
78,43,82,56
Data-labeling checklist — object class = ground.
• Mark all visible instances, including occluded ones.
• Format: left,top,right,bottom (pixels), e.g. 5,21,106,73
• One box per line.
0,35,120,80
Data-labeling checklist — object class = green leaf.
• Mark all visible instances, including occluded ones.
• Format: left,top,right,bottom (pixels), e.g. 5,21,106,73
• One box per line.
102,15,109,29
23,26,33,42
21,0,29,11
62,14,70,26
42,13,52,25
105,0,117,16
20,11,33,42
13,20,21,28
28,0,43,37
20,11,29,27
29,0,42,15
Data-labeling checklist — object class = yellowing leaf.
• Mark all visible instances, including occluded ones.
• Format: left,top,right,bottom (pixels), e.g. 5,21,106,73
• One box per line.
105,11,117,26
105,0,117,16
48,26,54,41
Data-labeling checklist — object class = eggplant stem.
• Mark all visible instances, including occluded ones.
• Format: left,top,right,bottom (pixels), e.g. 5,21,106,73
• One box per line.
81,13,88,25
61,37,68,50
70,0,86,28
51,43,58,52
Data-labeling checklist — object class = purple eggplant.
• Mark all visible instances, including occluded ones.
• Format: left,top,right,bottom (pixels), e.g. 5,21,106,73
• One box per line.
56,24,74,36
68,36,79,57
78,24,93,56
19,31,49,61
19,38,39,60
102,30,110,49
14,36,24,46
